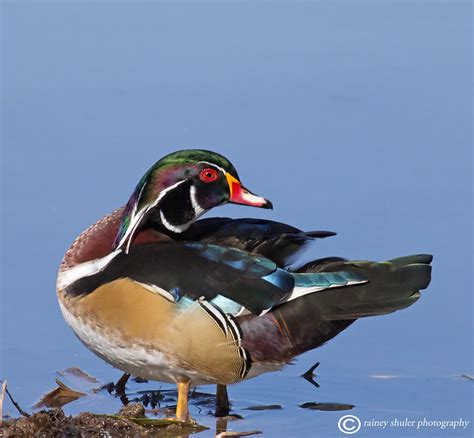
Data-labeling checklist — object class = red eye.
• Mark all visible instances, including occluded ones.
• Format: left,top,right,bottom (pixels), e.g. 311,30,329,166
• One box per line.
199,168,219,183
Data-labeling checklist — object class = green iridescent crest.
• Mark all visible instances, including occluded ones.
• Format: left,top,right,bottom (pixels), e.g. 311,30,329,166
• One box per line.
159,150,237,172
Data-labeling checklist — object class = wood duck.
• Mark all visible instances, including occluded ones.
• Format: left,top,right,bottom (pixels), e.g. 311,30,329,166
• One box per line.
57,150,432,422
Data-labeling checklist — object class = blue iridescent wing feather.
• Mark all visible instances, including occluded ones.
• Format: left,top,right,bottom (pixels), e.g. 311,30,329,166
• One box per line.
65,241,367,315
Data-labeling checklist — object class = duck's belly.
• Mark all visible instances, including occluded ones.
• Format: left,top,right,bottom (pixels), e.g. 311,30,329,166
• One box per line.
58,298,199,383
57,279,249,385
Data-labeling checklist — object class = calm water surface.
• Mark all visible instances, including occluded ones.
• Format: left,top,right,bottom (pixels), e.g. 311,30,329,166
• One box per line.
1,1,472,437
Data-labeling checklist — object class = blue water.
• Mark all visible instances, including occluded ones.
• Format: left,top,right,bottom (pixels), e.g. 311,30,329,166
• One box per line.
1,1,472,437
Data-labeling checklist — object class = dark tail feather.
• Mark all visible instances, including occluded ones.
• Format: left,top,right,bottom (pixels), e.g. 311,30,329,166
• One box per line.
271,254,432,355
296,254,432,319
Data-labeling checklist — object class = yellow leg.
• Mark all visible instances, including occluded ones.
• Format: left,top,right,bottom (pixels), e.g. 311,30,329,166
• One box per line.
175,380,191,422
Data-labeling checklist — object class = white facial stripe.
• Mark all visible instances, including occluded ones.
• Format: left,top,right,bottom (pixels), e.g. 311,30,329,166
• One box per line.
122,179,148,251
190,185,206,217
198,161,226,174
132,178,148,218
116,179,187,252
57,250,122,290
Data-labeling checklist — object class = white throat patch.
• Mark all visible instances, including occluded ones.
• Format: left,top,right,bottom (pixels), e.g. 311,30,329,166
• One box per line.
159,185,207,233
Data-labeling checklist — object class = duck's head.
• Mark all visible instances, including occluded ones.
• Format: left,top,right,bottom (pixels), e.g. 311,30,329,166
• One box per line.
114,149,272,251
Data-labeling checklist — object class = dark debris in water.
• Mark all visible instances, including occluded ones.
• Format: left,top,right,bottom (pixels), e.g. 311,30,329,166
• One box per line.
217,414,243,421
299,402,355,411
301,361,321,388
243,404,282,411
57,367,99,384
216,431,262,437
34,379,86,409
459,374,473,381
133,376,149,383
2,406,208,437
